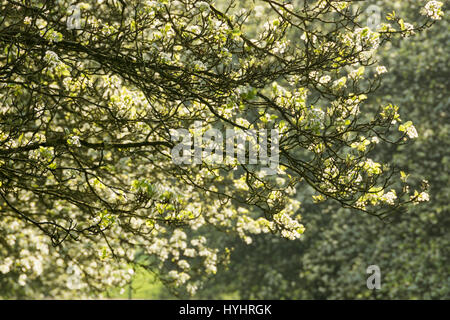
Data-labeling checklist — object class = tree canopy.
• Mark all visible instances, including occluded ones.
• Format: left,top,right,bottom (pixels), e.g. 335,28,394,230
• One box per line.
185,0,449,300
0,0,443,297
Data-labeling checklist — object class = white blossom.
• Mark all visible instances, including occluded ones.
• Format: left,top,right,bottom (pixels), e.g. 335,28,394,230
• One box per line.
18,274,27,286
68,135,81,147
406,125,418,139
421,1,444,20
376,66,387,75
319,75,331,84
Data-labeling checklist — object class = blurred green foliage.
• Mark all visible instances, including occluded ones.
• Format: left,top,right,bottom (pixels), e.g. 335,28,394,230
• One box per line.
107,266,175,299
